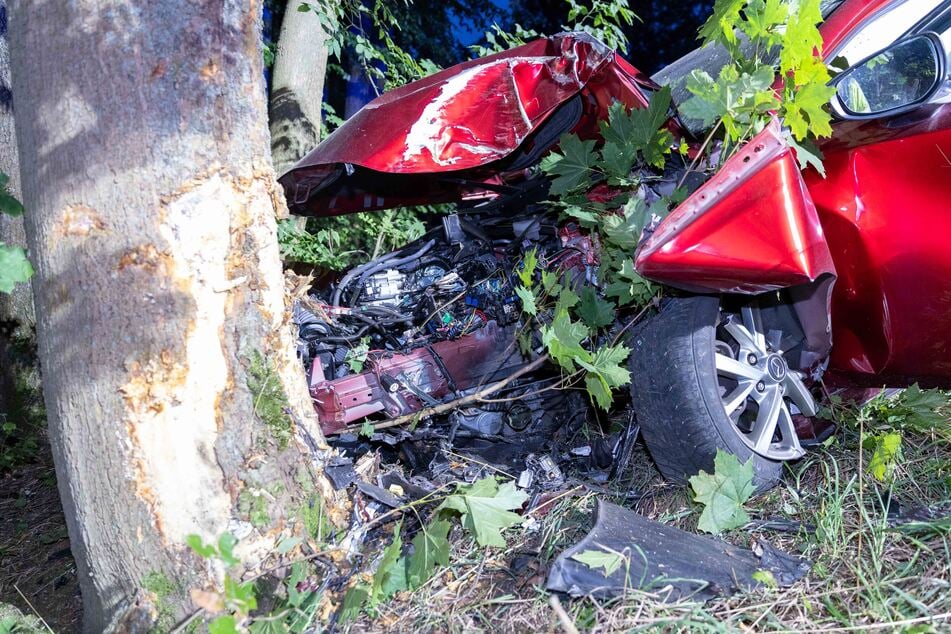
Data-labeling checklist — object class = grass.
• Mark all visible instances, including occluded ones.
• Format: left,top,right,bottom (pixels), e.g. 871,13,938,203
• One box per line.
346,415,951,633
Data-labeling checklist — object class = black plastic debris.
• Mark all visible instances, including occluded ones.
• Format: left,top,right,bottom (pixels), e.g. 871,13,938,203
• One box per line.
546,500,810,601
355,480,403,508
325,456,357,490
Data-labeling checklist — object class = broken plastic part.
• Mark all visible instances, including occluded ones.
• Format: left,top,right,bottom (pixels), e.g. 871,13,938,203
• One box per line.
546,500,810,600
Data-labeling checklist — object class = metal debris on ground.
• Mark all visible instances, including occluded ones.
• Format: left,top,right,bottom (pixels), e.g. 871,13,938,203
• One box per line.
546,500,811,601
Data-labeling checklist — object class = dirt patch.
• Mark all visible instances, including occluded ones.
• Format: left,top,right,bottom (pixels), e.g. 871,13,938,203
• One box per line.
0,455,82,632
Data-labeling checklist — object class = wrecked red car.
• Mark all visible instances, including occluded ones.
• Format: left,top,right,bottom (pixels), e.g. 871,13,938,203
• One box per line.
280,0,951,488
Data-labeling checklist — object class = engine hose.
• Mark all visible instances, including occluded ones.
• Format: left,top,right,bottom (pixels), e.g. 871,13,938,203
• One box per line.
347,239,437,306
331,249,403,307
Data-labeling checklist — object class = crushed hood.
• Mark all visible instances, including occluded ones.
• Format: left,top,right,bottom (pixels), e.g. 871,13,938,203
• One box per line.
280,32,657,216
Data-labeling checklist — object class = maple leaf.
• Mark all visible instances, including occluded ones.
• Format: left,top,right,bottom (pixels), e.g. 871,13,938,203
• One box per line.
689,450,756,534
407,519,451,587
514,285,537,316
577,286,616,330
540,134,598,195
437,477,527,548
541,309,591,371
577,343,631,409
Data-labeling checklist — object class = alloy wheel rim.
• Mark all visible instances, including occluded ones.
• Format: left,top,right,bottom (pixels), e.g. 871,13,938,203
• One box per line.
714,305,816,461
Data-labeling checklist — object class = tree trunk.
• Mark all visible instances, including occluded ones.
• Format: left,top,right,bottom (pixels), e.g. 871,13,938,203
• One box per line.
8,1,327,630
269,0,331,177
0,0,35,416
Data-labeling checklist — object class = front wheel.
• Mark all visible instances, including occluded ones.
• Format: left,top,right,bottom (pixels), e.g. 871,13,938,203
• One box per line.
629,295,818,490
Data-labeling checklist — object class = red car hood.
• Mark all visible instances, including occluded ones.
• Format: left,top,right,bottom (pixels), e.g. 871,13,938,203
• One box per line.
280,32,657,216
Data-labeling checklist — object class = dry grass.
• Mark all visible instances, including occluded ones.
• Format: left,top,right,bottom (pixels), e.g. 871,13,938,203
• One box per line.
347,424,951,633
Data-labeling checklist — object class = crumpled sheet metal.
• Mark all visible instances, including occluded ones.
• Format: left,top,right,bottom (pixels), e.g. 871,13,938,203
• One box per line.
281,32,656,216
635,119,836,295
546,500,810,601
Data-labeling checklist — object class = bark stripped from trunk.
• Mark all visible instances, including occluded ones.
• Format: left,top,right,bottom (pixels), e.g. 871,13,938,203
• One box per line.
8,1,326,629
269,0,331,176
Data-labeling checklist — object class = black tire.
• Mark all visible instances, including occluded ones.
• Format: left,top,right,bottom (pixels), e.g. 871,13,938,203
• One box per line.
629,295,783,491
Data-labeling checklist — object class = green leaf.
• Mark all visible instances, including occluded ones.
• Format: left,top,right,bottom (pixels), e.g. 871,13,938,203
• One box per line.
217,533,240,568
576,343,631,409
541,310,591,372
866,432,902,482
406,519,451,588
359,420,375,439
514,285,537,316
339,585,370,622
518,248,538,287
784,130,826,176
571,549,625,576
437,477,527,548
899,384,948,432
601,197,648,250
600,87,674,169
689,450,756,534
0,244,34,294
372,522,408,601
738,0,787,48
752,569,778,589
577,286,616,330
540,134,598,195
286,562,310,608
185,534,218,560
209,616,239,634
554,287,580,314
345,337,370,373
603,258,654,307
224,575,257,615
698,0,745,48
782,80,835,140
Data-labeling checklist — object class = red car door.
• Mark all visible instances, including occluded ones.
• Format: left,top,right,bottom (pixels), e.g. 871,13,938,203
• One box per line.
809,0,951,380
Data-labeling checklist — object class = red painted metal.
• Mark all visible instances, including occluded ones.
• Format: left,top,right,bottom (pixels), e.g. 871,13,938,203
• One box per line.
635,119,836,294
280,32,657,216
310,321,525,434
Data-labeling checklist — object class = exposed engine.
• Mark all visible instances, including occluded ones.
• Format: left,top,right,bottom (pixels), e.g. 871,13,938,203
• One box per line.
294,207,594,436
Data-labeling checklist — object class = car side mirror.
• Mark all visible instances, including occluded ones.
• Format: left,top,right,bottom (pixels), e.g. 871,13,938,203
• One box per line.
831,33,945,119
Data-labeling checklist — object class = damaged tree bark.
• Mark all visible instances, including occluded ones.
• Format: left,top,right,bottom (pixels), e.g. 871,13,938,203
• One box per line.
8,1,325,630
269,0,332,177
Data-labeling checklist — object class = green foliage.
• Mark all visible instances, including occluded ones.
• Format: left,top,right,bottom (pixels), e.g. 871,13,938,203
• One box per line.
436,476,528,547
345,337,370,373
245,350,293,449
473,0,637,55
278,209,427,271
864,431,902,482
0,335,44,473
689,449,756,534
0,173,32,296
858,384,951,443
571,548,626,576
186,532,241,568
564,0,638,52
406,519,451,587
686,0,835,165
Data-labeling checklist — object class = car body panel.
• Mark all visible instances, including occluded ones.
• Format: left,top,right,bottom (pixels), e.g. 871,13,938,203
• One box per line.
635,119,836,295
281,32,656,216
806,106,951,378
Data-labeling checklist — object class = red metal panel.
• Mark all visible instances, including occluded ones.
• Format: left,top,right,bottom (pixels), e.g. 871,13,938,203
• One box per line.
806,109,951,377
280,32,657,216
635,120,836,294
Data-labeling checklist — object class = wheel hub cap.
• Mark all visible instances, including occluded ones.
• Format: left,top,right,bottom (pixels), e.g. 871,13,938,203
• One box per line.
766,354,787,382
714,305,817,461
